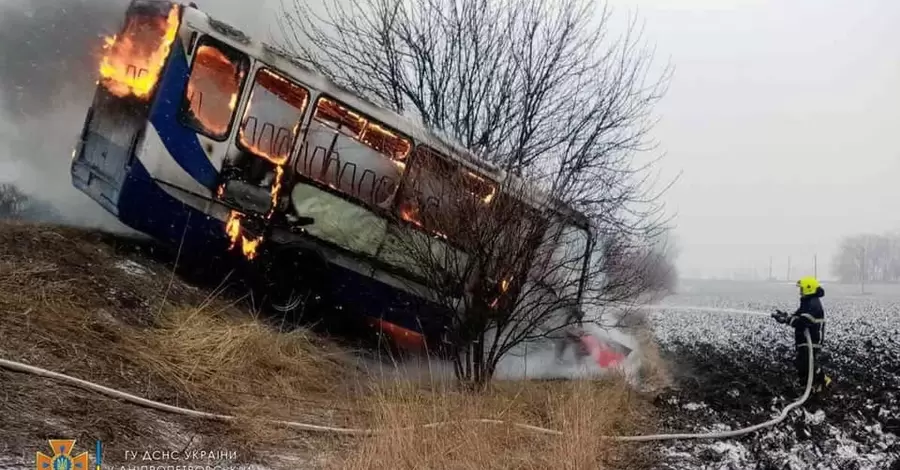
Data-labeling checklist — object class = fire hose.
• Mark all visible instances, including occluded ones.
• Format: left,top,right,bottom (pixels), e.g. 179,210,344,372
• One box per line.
0,307,815,442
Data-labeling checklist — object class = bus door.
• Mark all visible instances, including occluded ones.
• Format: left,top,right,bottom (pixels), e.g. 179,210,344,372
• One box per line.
521,215,590,334
218,64,313,216
172,34,251,201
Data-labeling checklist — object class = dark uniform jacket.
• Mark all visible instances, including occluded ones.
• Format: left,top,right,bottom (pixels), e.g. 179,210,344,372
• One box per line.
788,286,825,349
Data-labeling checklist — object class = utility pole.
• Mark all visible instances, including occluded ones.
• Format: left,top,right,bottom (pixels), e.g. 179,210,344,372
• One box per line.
861,245,867,294
769,256,773,282
787,256,792,281
814,254,818,278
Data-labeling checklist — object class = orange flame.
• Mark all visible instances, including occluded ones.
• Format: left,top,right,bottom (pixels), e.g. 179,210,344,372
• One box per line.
269,166,285,213
482,188,496,204
489,277,513,309
222,70,309,260
464,170,496,204
99,5,181,99
225,210,241,249
221,165,284,260
399,204,423,228
225,210,263,260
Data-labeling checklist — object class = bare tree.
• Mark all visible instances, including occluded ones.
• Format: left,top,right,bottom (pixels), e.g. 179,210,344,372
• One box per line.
279,0,673,386
0,183,68,223
601,230,678,302
384,154,595,385
0,183,28,219
833,232,900,285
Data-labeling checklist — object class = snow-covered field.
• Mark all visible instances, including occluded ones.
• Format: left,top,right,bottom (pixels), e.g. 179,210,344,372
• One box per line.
648,280,900,470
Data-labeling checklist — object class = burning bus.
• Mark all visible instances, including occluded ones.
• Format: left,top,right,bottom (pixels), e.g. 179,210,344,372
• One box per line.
70,0,602,356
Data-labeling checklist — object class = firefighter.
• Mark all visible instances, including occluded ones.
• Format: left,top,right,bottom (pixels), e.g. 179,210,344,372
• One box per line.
772,276,833,393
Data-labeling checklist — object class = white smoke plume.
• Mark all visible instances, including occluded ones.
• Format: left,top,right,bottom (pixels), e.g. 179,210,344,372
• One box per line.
0,0,129,229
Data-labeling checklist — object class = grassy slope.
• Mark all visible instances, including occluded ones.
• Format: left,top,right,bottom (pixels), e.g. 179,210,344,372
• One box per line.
0,221,654,469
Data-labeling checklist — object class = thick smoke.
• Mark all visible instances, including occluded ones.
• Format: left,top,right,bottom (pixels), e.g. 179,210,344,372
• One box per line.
0,0,129,229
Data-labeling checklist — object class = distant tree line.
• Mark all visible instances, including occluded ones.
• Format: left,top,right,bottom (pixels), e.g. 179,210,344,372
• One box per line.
832,232,900,284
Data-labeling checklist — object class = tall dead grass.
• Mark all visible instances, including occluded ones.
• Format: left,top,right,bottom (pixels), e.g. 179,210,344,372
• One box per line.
338,377,644,470
125,305,650,469
129,305,359,443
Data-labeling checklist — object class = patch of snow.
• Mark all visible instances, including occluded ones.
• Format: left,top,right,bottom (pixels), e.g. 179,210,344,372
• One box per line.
115,259,152,277
707,440,751,462
683,402,706,411
805,409,826,425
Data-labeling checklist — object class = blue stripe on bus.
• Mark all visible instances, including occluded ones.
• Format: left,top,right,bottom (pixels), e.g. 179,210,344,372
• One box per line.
149,36,219,190
118,159,228,253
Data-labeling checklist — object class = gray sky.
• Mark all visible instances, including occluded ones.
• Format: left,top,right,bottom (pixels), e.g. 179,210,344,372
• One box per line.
613,0,900,280
201,0,900,281
2,0,895,280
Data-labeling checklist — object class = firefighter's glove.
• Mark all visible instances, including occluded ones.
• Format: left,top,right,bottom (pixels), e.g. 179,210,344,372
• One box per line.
771,310,789,324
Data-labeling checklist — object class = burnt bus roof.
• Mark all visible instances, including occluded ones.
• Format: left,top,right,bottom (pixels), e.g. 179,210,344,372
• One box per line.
177,2,587,228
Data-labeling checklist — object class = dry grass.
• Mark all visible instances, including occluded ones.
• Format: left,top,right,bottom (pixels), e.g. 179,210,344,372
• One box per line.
130,305,359,445
0,221,657,469
338,378,645,470
633,328,672,392
0,221,353,462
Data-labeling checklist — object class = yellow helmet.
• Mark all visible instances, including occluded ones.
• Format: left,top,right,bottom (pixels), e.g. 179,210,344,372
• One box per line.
796,276,820,296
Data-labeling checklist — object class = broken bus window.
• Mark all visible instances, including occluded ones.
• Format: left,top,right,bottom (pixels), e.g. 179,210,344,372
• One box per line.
237,68,310,165
180,37,248,140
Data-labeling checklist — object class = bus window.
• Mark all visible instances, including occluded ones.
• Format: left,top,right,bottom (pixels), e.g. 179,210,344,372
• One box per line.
311,98,412,160
554,224,589,290
396,146,496,241
237,68,309,164
180,38,248,140
297,97,411,207
314,97,367,138
378,223,469,290
533,220,589,301
360,122,412,161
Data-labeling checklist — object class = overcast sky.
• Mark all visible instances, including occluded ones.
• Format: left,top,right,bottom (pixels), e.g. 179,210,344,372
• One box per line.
615,0,900,280
196,0,900,281
2,0,895,281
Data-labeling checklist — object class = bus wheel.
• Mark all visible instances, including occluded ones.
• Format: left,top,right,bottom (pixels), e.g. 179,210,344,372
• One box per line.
258,246,329,325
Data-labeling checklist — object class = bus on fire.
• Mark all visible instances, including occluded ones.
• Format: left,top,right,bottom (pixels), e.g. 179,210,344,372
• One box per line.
70,0,595,351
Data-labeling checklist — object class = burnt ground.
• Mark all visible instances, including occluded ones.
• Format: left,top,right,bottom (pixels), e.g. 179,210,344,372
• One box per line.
647,281,900,470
